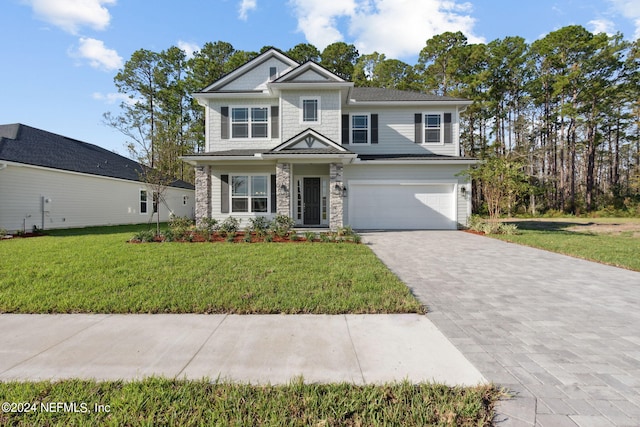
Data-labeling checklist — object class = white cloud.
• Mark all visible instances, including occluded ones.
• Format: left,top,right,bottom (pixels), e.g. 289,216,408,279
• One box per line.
608,0,640,39
588,19,615,35
288,0,357,48
72,37,123,71
177,40,200,58
92,92,134,105
23,0,116,34
350,0,481,58
288,0,481,59
238,0,257,20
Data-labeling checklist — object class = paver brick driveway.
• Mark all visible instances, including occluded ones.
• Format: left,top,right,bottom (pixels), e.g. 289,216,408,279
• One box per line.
363,231,640,427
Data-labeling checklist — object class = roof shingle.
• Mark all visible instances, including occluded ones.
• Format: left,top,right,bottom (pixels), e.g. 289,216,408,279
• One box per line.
0,124,194,189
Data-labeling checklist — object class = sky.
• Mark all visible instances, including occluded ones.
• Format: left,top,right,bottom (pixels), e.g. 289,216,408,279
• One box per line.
1,0,639,157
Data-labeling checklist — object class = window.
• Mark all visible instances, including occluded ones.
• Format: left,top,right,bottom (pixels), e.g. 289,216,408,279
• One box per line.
140,190,158,214
300,97,320,124
231,175,269,213
351,114,369,144
140,190,147,214
424,113,442,143
269,66,277,81
231,107,269,139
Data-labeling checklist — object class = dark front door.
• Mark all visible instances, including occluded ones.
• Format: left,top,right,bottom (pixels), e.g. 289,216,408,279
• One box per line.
303,177,321,225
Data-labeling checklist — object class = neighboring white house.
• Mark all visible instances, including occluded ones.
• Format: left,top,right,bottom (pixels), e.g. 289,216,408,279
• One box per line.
0,124,195,232
182,49,476,230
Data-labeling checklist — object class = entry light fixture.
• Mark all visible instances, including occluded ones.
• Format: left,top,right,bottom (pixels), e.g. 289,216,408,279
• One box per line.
334,183,347,197
460,186,467,197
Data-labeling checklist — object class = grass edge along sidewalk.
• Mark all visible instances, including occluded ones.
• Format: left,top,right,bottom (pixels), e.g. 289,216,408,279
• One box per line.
0,224,423,314
0,378,501,427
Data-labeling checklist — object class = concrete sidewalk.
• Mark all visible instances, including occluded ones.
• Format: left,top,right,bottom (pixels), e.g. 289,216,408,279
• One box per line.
0,313,485,386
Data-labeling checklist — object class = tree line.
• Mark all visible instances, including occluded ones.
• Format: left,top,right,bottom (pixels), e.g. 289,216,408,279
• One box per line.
106,27,640,215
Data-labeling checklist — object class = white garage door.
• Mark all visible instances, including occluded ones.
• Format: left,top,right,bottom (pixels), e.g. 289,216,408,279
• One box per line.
349,183,456,230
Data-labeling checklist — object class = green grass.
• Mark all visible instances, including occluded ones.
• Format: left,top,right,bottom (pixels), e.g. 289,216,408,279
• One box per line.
491,218,640,271
0,378,500,426
0,225,422,314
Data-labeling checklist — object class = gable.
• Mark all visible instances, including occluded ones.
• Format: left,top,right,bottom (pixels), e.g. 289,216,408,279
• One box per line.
223,57,295,91
201,49,298,92
270,129,349,153
274,62,345,83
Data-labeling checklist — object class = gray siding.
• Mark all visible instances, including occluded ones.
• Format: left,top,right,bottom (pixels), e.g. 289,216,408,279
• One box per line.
223,58,294,91
342,106,461,156
0,164,194,232
280,90,341,142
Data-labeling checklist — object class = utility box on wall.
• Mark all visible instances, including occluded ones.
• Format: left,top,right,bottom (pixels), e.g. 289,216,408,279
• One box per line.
42,196,52,212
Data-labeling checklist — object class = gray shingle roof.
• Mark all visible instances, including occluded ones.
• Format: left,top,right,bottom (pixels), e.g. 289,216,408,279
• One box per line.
0,124,194,189
350,87,469,102
357,153,477,161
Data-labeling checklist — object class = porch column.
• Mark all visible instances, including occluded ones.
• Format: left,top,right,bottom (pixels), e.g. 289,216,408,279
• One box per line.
194,165,211,227
276,163,291,217
329,163,344,230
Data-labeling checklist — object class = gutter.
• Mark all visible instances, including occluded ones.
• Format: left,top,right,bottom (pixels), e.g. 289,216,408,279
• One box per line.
0,162,7,171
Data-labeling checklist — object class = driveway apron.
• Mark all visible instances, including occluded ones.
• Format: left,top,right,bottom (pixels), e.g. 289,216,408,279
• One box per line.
363,231,640,427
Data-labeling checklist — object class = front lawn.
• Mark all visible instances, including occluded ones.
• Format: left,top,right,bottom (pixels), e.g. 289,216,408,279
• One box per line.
0,225,422,314
491,218,640,271
0,378,499,426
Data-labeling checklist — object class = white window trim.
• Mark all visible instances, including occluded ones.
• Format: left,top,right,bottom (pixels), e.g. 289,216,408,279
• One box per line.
229,174,271,214
423,112,445,145
139,189,148,215
299,97,321,125
229,105,270,140
349,113,371,145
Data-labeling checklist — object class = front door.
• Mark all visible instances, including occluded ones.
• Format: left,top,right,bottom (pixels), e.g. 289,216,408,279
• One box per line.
303,177,321,225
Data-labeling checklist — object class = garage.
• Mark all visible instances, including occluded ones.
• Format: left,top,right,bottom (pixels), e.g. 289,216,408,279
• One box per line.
348,182,456,230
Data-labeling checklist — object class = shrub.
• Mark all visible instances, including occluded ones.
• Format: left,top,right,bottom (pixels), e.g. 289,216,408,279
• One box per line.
218,217,241,236
200,217,218,231
270,214,295,237
225,231,236,243
304,231,317,242
169,215,195,240
263,233,273,243
336,226,354,236
131,230,155,243
162,229,174,242
290,233,300,241
249,216,271,234
0,228,7,237
319,233,332,243
497,223,519,235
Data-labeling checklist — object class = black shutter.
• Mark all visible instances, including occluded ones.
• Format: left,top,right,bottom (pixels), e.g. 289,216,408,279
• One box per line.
414,113,422,144
371,114,378,144
444,113,452,144
342,114,350,145
221,107,229,139
270,174,277,213
221,174,229,213
271,106,279,139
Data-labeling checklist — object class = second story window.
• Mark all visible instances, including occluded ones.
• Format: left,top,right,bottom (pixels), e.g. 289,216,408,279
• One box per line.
351,114,369,144
300,97,320,124
231,107,269,139
424,113,442,143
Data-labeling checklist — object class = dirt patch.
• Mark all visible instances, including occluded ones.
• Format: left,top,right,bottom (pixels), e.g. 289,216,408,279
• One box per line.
566,222,640,237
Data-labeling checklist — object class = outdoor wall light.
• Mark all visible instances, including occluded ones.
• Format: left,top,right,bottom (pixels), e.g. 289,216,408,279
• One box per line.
334,183,347,197
460,186,467,197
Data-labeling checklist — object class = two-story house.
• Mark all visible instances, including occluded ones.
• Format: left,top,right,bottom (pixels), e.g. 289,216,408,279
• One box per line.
182,48,475,230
